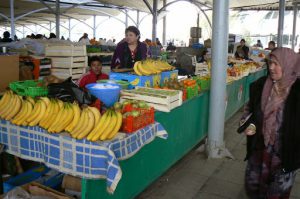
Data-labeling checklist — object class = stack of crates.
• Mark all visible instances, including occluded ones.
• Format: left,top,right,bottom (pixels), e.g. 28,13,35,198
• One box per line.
45,44,87,81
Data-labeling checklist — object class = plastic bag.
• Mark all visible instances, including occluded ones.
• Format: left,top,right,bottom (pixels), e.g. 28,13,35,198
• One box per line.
47,77,95,104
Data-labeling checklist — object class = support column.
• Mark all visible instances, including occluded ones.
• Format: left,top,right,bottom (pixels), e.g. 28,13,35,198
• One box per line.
136,10,140,29
292,1,298,50
277,0,285,47
162,0,167,46
152,0,158,42
207,0,230,158
22,25,25,38
68,18,71,40
125,10,128,28
93,15,96,39
56,0,60,38
10,0,15,40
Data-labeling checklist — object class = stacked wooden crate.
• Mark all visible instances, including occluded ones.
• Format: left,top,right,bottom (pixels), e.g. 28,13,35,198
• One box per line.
45,44,87,80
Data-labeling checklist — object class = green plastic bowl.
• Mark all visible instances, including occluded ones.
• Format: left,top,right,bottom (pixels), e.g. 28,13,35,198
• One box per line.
97,80,129,89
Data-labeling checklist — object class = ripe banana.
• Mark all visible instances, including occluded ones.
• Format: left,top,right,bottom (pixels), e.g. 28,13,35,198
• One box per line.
70,108,87,137
48,103,67,133
88,107,101,125
29,100,47,127
2,94,16,120
11,99,26,124
44,100,60,129
137,63,152,76
0,92,14,119
26,97,35,106
0,90,13,112
87,110,110,141
39,99,54,128
27,100,42,123
65,103,81,132
40,97,50,106
20,100,33,126
133,61,143,76
91,110,112,142
100,111,117,141
5,95,22,121
76,108,95,139
107,111,123,140
51,103,74,133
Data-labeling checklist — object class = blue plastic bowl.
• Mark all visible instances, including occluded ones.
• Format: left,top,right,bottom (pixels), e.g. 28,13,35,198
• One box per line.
86,83,121,107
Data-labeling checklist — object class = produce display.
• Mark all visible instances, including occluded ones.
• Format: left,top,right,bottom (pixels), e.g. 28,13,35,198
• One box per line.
0,90,123,141
133,59,175,76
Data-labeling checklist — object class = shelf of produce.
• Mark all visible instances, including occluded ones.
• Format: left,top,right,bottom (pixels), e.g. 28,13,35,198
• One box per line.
81,68,267,199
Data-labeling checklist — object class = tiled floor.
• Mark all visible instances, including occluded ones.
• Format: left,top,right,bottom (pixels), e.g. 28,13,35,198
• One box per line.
137,110,300,199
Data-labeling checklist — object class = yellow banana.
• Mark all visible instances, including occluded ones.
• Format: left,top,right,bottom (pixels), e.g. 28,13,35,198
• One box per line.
2,94,17,120
57,100,64,109
143,60,161,74
91,111,112,141
72,108,89,138
39,99,54,128
44,100,60,129
5,95,22,121
27,100,42,123
70,108,87,137
0,92,14,119
48,103,66,133
26,97,35,106
137,63,152,75
107,111,123,140
87,110,110,141
40,97,50,106
11,99,26,124
76,109,95,139
65,103,81,132
20,100,33,126
133,61,143,76
100,111,117,140
88,107,101,125
53,103,74,133
0,90,13,111
29,101,46,127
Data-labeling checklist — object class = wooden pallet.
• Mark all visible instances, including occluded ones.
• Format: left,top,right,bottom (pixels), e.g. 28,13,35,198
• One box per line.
48,56,87,68
45,45,86,57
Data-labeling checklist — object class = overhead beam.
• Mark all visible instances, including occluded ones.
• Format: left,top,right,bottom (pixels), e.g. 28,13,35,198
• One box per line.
38,0,55,13
120,9,137,26
143,0,154,14
0,12,9,20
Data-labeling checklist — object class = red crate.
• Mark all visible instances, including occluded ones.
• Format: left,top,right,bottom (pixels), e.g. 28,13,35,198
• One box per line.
121,107,155,133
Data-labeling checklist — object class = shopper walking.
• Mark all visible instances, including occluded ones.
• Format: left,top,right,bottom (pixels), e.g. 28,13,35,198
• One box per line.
239,47,300,199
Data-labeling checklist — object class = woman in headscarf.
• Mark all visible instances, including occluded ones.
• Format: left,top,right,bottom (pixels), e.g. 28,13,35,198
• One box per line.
239,47,300,199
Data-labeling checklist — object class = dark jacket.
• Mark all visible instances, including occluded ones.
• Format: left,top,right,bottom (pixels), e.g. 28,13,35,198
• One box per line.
235,45,249,60
111,41,147,69
245,76,300,172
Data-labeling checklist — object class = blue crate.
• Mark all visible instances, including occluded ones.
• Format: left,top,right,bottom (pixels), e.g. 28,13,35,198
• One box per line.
4,165,50,193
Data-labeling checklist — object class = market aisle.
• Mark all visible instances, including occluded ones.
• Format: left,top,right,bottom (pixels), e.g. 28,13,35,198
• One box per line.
137,109,300,199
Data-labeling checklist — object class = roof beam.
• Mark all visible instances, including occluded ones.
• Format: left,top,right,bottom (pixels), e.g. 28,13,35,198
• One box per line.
38,0,55,14
61,14,93,29
120,9,137,26
143,0,153,14
0,12,9,20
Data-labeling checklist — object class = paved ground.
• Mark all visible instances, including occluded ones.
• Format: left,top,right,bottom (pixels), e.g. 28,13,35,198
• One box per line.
137,109,300,199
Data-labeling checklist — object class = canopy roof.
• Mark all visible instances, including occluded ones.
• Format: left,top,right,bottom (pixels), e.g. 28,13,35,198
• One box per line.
0,0,298,27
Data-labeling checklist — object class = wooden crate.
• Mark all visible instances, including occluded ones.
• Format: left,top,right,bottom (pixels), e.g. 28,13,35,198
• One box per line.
45,45,86,57
49,56,87,68
120,87,182,112
51,67,86,80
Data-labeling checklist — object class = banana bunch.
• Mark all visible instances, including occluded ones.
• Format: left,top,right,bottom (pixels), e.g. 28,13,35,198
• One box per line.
87,109,122,141
0,90,22,121
39,99,64,130
26,97,49,126
11,97,36,126
133,59,175,76
69,106,100,139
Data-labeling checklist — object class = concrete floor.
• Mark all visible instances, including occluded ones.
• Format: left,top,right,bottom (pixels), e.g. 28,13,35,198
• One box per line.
137,110,300,199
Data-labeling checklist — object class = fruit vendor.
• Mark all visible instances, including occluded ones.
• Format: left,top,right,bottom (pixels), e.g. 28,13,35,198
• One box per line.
111,26,148,70
77,56,109,89
234,39,250,60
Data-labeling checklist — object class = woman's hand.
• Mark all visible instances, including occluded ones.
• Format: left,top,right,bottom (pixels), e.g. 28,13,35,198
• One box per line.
244,124,256,136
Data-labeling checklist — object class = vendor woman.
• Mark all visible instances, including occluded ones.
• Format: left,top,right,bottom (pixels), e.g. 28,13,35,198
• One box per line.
77,56,108,89
111,26,148,70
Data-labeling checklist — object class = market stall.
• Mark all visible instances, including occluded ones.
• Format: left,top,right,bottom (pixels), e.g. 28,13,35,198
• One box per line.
0,48,267,198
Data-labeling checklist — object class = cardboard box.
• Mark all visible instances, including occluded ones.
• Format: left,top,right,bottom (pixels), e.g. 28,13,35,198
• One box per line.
109,72,153,89
160,70,178,87
0,55,19,93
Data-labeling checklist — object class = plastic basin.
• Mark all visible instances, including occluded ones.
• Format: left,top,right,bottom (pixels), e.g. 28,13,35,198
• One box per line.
86,83,121,107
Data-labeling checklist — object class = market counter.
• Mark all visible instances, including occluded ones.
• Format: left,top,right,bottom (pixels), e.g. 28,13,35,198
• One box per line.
81,69,267,199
